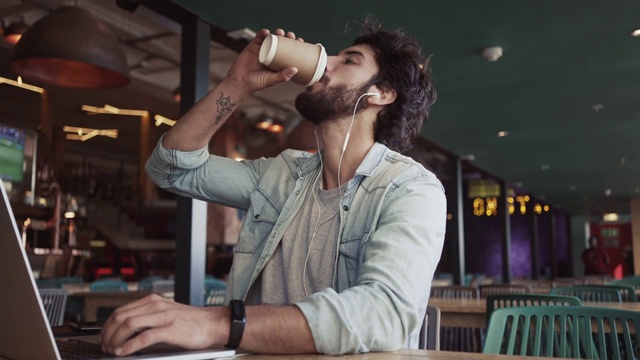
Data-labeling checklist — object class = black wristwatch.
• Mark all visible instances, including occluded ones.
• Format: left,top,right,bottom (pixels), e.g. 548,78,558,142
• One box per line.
225,300,246,349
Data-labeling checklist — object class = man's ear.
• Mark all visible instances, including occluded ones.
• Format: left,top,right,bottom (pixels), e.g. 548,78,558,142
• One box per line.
367,86,396,105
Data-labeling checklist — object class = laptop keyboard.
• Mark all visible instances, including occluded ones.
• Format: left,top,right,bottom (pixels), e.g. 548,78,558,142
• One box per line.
57,339,116,360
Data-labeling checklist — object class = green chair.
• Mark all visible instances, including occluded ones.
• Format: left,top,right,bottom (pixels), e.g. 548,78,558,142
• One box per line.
137,275,164,291
430,285,482,352
550,285,623,303
486,294,582,328
484,306,640,359
419,304,441,350
90,279,128,293
589,285,638,302
431,285,479,299
38,289,68,326
36,278,61,289
610,277,640,291
204,278,227,306
479,284,533,299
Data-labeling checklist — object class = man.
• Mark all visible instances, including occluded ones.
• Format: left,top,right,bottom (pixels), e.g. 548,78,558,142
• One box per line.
582,236,610,275
100,20,446,356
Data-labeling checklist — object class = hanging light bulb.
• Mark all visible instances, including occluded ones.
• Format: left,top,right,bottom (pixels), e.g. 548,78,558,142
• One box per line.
3,16,29,45
10,7,129,89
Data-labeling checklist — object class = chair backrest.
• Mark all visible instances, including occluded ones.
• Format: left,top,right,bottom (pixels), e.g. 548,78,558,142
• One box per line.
486,294,582,328
151,279,175,293
479,284,532,298
484,306,640,359
430,285,479,299
57,276,83,285
38,289,68,326
610,277,640,290
138,276,164,291
585,285,638,302
550,285,623,303
90,280,129,293
419,305,440,350
204,278,227,306
36,278,61,289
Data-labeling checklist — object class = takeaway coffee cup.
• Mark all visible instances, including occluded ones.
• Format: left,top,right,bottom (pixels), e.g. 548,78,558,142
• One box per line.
259,34,327,87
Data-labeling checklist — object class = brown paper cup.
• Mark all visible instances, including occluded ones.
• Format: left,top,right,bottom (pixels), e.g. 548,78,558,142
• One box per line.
259,34,327,87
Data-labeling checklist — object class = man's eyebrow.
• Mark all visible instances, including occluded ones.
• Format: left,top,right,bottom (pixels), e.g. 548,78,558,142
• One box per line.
341,49,366,59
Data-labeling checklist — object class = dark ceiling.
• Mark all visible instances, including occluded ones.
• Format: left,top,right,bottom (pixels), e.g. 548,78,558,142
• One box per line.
1,1,639,216
173,0,640,216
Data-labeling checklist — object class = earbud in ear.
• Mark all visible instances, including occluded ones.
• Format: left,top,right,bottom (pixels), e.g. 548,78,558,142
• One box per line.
363,92,380,97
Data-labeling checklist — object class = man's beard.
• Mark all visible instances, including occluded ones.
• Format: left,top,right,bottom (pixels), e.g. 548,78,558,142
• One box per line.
294,81,372,125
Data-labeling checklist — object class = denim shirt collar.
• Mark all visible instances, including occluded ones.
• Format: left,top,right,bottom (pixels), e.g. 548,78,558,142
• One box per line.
294,143,388,181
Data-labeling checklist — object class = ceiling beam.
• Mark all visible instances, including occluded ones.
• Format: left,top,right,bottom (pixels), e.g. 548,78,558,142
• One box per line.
136,0,248,53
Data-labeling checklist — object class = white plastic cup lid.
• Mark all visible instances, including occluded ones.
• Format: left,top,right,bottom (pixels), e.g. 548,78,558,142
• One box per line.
258,34,278,66
305,44,327,87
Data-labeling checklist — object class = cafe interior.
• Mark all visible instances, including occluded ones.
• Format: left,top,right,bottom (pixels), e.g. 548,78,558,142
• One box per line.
2,0,640,357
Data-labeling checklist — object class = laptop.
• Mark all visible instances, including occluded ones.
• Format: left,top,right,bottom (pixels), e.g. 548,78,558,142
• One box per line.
0,181,236,360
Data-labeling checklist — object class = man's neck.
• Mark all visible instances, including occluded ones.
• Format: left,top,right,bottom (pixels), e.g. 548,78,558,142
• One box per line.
315,115,375,190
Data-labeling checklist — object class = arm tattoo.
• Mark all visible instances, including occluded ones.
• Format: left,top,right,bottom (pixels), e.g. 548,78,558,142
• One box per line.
215,92,235,124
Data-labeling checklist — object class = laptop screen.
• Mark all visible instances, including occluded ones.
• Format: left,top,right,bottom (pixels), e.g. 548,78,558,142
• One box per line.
0,181,61,359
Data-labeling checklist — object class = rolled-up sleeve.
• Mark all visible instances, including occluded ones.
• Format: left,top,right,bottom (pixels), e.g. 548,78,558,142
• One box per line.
295,176,446,354
145,134,270,209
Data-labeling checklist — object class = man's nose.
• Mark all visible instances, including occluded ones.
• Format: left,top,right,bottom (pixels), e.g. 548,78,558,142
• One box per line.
324,56,339,72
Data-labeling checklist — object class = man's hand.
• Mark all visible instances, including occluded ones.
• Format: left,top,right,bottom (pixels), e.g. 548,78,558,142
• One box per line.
99,294,229,356
225,28,300,96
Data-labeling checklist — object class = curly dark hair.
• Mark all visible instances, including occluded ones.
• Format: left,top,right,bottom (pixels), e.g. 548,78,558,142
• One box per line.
352,17,436,153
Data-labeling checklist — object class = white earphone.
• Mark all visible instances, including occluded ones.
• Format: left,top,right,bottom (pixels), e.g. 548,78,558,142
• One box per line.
341,92,380,150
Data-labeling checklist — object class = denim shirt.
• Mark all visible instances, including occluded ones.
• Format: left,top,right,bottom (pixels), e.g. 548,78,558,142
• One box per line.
145,136,446,354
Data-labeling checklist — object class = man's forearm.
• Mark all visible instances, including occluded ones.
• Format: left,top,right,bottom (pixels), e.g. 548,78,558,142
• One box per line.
163,78,248,151
239,305,317,354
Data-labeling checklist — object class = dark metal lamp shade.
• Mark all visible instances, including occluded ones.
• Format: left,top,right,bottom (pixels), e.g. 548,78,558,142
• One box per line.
3,17,30,45
10,7,130,89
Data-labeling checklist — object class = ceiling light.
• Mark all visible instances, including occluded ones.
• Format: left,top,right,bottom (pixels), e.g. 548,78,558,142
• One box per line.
568,185,576,191
63,126,118,141
0,76,43,93
603,213,619,222
11,7,129,89
3,16,29,45
154,114,176,127
82,104,149,117
541,164,551,170
172,87,181,102
630,29,640,37
497,130,509,137
604,189,612,196
482,46,503,62
460,154,475,161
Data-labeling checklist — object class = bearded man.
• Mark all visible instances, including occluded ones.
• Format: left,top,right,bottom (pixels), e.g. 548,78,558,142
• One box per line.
100,18,446,356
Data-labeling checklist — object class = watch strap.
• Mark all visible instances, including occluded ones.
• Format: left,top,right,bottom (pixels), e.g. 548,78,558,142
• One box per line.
225,300,245,349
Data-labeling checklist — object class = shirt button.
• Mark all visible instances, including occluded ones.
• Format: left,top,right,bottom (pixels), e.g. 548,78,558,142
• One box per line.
254,214,260,219
295,190,300,195
343,205,349,211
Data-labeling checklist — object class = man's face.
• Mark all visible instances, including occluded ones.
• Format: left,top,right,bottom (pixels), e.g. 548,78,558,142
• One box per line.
294,44,380,125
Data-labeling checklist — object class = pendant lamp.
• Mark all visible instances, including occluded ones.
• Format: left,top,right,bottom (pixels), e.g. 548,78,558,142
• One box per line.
3,17,30,45
10,7,130,89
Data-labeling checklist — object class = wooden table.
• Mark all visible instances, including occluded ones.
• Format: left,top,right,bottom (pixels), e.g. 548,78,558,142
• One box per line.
429,298,640,329
50,327,561,360
239,349,559,359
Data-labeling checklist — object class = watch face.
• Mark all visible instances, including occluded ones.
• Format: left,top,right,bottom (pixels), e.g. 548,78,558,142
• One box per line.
230,300,245,320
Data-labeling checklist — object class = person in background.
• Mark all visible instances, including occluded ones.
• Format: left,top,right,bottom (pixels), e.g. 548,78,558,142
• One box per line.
582,236,610,275
100,17,446,356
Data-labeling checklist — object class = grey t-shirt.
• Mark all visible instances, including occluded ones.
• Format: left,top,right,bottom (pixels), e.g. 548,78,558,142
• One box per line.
251,179,341,305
